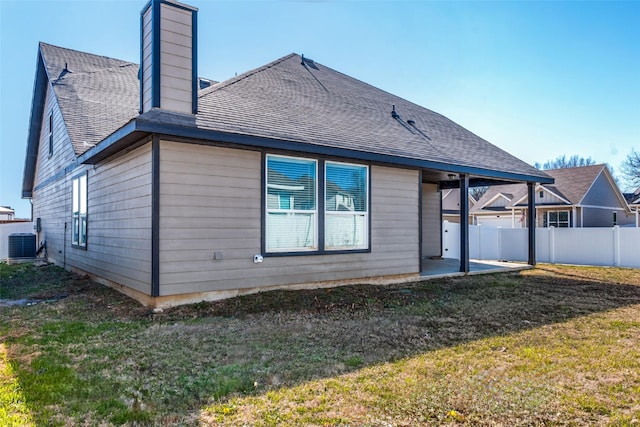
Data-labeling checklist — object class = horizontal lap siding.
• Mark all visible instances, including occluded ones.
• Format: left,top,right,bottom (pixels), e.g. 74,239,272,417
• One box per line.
68,144,153,293
32,84,77,263
159,142,420,296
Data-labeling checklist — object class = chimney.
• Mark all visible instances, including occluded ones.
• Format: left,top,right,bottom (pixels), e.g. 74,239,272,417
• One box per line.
140,0,198,114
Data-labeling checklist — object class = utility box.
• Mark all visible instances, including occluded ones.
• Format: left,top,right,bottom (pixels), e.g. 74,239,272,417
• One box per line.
8,233,36,259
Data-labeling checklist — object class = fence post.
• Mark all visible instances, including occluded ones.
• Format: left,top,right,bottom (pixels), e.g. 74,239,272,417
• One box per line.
613,225,620,267
549,226,555,264
477,224,482,260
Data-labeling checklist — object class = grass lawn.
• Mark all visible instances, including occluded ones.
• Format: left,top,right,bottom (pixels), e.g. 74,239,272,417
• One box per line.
1,262,639,426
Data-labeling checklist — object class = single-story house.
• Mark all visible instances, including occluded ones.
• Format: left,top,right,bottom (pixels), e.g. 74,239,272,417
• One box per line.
470,164,635,228
441,189,477,224
21,0,552,307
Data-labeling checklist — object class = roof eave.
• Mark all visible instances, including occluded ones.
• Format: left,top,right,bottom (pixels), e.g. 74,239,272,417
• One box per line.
21,48,48,199
79,117,555,185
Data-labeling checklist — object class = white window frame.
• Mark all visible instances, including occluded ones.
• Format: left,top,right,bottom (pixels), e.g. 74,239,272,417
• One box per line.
72,173,88,248
324,161,369,251
546,210,569,228
265,154,318,253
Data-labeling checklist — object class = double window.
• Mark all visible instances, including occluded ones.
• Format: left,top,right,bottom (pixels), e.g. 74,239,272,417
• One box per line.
265,154,369,253
72,173,87,247
544,211,569,228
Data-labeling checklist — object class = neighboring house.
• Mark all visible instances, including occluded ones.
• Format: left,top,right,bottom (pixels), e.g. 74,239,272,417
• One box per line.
471,165,635,228
441,189,477,224
0,206,15,221
21,0,552,307
624,187,640,227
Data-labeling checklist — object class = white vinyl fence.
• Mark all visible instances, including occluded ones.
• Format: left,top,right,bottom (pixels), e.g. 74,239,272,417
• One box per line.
443,221,640,269
0,221,34,260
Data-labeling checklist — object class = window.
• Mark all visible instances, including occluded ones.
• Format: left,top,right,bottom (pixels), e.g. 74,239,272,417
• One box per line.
265,155,369,254
545,211,569,228
266,155,317,252
72,173,87,247
539,190,544,199
48,112,53,156
325,162,368,250
613,212,617,226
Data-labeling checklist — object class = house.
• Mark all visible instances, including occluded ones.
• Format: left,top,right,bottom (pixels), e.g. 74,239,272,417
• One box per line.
624,187,640,227
441,189,477,224
0,206,15,221
21,0,552,307
470,164,635,228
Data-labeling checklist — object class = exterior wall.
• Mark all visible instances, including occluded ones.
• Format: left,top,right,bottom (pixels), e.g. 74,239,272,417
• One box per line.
158,141,420,296
33,138,153,294
74,143,153,293
422,183,441,257
442,190,459,211
31,83,77,261
487,196,510,208
34,84,77,190
582,206,634,227
581,171,621,207
536,190,566,205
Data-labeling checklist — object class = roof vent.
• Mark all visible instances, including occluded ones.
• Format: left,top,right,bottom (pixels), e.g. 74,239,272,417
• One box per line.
407,119,415,126
391,104,400,119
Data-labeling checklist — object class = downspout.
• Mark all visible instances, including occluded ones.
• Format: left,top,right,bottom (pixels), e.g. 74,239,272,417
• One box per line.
63,221,67,268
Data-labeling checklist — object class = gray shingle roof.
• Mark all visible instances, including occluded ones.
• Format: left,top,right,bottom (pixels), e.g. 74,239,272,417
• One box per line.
192,54,547,180
39,43,140,155
36,44,551,183
471,164,607,213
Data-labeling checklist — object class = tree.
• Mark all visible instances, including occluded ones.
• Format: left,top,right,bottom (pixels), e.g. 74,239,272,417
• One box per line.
620,148,640,190
469,186,488,201
534,154,596,170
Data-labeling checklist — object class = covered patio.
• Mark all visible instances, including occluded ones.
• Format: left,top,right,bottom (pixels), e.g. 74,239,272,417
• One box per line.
420,257,530,278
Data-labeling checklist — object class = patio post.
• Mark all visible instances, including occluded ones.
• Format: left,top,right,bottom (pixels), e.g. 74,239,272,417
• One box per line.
460,174,469,273
527,182,536,266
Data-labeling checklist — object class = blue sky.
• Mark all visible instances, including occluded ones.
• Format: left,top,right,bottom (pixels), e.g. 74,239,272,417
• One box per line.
1,0,639,218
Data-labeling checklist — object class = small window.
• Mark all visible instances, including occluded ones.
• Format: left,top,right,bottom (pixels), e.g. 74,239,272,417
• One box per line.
266,155,317,252
613,212,617,226
48,112,53,156
325,162,368,250
72,173,88,248
539,190,544,198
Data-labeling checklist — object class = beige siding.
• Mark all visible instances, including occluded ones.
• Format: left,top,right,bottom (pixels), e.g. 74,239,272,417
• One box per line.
34,140,153,294
141,7,153,113
536,190,565,205
488,195,510,208
158,141,420,296
422,183,441,257
159,3,192,114
34,84,76,187
75,143,153,292
32,84,77,261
